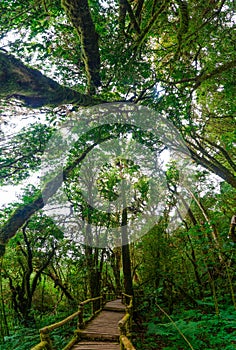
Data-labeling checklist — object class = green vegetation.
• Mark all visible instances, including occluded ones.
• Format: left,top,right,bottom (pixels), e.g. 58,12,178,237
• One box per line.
0,0,235,349
135,299,236,349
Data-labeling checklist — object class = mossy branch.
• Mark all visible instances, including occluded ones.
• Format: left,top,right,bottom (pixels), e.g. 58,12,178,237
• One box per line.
61,0,101,94
176,0,189,42
134,0,171,49
0,51,99,107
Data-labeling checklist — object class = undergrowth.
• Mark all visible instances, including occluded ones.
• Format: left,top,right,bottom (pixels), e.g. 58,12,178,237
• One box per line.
134,299,236,350
0,311,77,350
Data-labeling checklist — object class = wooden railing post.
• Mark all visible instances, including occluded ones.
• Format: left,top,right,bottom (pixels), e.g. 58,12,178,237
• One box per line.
120,338,125,350
119,293,136,350
91,299,94,317
40,330,53,350
78,304,84,329
126,298,133,337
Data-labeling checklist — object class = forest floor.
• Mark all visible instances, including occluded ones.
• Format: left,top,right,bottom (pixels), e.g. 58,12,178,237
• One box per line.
133,301,236,350
1,298,236,349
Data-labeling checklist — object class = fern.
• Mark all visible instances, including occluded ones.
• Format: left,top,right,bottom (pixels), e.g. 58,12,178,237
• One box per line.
0,327,38,350
0,311,78,350
143,305,236,350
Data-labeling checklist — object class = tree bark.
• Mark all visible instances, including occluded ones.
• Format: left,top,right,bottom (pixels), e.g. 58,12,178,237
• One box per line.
61,0,101,93
121,207,134,297
229,215,236,243
0,51,99,107
110,247,122,295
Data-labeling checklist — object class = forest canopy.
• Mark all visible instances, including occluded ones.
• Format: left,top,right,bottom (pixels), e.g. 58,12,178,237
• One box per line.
0,0,235,250
0,1,235,348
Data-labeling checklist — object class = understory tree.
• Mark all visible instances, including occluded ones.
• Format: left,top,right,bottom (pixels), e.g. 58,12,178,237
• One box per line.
2,213,62,325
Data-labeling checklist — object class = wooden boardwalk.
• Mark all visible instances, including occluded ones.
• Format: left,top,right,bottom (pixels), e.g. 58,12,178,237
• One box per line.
72,299,125,350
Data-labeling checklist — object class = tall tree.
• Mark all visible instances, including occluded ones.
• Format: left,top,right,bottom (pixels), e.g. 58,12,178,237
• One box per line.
0,0,235,253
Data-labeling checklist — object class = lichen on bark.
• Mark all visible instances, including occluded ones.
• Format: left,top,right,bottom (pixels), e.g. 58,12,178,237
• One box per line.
61,0,101,94
0,51,99,107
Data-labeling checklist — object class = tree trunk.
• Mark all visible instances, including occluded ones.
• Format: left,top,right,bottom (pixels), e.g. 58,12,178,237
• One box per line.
110,247,122,295
61,0,101,93
121,207,134,297
229,215,236,243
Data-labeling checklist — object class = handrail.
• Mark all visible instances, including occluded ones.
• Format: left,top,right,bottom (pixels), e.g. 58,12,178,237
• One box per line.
120,335,136,350
41,309,82,333
31,293,136,350
31,295,106,350
121,292,133,306
119,313,130,328
30,341,50,350
119,293,136,350
80,295,103,306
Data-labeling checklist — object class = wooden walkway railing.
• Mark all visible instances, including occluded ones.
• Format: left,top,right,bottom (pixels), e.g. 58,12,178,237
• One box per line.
31,293,136,350
119,293,135,350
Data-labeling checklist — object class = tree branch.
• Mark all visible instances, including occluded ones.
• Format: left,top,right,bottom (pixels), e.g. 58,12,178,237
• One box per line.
45,267,75,301
158,60,236,88
31,246,57,298
124,0,141,34
0,51,99,108
186,139,236,188
119,0,127,34
134,0,171,49
134,0,145,23
0,130,112,255
193,59,236,89
61,0,101,93
196,134,236,172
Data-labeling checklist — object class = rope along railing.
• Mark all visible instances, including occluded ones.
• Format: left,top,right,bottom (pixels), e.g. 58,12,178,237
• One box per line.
119,293,136,350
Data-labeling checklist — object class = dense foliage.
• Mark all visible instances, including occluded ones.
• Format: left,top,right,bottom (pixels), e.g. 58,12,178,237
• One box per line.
0,0,235,349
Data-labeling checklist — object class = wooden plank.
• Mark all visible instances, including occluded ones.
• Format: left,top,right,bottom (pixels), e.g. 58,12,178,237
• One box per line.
72,341,120,349
103,299,125,312
78,331,119,342
71,299,127,350
80,310,123,336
